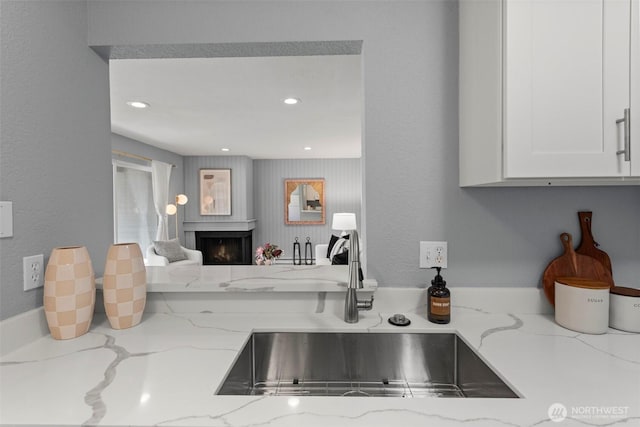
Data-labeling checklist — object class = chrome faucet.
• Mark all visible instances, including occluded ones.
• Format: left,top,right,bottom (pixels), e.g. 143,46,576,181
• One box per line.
344,229,373,323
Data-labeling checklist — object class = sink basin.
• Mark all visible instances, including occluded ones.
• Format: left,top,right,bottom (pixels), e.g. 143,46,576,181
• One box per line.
216,332,519,398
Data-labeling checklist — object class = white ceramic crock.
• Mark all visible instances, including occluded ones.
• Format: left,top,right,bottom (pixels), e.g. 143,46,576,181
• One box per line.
609,286,640,333
555,277,610,334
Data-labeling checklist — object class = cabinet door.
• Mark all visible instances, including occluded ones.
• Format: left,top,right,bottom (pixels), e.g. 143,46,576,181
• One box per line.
504,0,631,178
632,0,640,176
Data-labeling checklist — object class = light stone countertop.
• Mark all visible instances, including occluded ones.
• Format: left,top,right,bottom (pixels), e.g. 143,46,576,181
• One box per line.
0,287,638,427
97,265,378,293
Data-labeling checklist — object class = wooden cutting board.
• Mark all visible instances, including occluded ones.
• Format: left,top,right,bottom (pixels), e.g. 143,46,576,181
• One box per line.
542,232,614,306
575,211,613,277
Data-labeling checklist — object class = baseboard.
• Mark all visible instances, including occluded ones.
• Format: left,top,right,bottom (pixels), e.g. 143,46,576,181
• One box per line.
0,307,49,357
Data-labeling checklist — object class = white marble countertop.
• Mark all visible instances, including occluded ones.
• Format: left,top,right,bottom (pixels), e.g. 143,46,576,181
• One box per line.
97,265,378,293
1,288,638,426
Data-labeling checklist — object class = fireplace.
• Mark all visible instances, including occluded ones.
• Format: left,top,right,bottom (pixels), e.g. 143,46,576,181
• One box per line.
195,231,253,265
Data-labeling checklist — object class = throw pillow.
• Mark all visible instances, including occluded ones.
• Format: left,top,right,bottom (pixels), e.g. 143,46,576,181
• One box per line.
153,239,188,263
327,234,349,258
331,251,349,265
329,236,350,262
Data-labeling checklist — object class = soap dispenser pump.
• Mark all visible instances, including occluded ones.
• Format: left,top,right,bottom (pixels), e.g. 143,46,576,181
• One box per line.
427,267,450,324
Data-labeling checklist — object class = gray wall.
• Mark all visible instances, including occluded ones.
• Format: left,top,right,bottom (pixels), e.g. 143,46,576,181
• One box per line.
0,1,112,320
253,159,362,260
87,0,640,288
111,133,185,242
2,1,638,322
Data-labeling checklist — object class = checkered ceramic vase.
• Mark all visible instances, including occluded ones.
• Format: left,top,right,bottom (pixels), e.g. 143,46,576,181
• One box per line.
43,246,95,340
103,243,146,329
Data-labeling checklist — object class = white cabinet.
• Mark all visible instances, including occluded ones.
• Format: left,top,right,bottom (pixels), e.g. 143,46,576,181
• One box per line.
632,0,640,176
459,0,640,186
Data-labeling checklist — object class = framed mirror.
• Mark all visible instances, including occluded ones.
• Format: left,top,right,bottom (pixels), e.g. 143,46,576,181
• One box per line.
285,179,325,225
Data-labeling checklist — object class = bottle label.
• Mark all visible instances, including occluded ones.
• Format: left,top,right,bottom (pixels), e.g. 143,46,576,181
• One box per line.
430,297,450,316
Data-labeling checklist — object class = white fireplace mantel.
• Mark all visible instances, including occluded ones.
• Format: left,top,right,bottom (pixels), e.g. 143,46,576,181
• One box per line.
183,220,256,232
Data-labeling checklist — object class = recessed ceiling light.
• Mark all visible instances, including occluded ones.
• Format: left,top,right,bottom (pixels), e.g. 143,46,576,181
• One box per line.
283,98,300,105
304,147,312,151
126,101,150,109
221,148,230,152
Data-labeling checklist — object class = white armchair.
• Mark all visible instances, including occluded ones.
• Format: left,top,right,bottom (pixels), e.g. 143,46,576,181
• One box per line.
146,244,203,266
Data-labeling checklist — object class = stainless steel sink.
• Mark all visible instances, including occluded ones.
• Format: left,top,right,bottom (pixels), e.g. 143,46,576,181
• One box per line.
216,332,519,398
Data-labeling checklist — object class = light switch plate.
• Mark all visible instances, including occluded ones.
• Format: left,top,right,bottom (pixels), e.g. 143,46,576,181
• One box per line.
0,201,13,238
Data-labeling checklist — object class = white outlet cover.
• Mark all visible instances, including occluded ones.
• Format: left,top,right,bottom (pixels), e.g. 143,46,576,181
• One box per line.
23,254,44,291
419,241,448,269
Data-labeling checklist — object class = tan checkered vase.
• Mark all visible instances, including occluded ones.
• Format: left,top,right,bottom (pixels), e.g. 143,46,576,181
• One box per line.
103,243,146,329
44,246,95,340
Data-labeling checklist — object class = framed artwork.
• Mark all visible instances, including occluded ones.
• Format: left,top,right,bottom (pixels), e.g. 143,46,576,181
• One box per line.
284,179,325,225
200,169,231,215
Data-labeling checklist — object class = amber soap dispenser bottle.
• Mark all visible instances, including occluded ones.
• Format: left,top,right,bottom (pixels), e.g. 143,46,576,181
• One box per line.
427,267,450,324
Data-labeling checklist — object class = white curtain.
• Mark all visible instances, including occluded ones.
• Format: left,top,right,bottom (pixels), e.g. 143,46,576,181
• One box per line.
151,160,172,241
114,165,155,252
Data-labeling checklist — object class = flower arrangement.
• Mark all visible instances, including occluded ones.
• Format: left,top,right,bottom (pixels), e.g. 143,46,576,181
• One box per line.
255,243,283,265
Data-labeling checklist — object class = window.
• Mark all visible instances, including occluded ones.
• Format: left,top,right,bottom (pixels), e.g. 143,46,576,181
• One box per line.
112,161,156,254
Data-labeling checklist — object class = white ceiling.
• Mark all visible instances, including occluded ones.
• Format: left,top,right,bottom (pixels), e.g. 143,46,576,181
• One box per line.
109,55,362,159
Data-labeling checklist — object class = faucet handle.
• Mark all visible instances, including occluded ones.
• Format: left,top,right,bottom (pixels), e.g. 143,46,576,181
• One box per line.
357,295,374,311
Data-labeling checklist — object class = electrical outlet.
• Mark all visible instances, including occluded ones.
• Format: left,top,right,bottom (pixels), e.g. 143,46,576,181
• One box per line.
23,254,44,291
419,241,448,269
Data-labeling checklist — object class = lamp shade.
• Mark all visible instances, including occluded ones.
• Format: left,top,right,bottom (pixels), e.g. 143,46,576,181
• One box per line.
165,204,177,215
332,213,357,231
176,194,188,205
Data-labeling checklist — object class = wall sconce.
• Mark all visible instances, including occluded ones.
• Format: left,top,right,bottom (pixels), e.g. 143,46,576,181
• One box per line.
166,194,188,240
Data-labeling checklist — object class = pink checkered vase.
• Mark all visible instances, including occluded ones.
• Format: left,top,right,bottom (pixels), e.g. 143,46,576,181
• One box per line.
103,243,146,329
43,246,96,340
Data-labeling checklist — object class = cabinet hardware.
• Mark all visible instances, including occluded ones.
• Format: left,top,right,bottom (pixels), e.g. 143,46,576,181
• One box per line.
616,108,631,161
